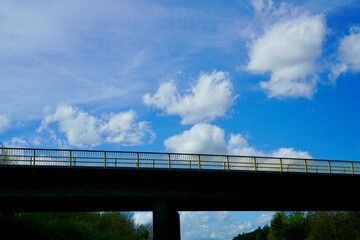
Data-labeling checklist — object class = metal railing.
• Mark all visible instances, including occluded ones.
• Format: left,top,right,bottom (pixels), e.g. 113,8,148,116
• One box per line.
0,147,359,176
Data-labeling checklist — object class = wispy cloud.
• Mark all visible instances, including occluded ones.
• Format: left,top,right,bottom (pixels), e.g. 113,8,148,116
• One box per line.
3,137,28,148
0,115,10,134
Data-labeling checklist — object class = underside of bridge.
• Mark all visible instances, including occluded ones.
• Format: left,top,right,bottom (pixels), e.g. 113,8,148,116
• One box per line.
1,166,360,239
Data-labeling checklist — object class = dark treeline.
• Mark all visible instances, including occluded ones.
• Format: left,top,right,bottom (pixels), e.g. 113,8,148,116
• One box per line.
0,212,152,240
233,211,360,240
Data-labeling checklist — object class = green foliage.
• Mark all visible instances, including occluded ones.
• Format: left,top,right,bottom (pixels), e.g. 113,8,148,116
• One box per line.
306,211,360,240
0,212,152,240
233,211,360,240
232,225,269,240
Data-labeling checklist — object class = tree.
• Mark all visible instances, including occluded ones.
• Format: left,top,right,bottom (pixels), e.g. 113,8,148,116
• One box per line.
0,212,152,240
285,212,308,240
268,212,308,240
306,211,360,240
268,212,286,240
232,225,269,240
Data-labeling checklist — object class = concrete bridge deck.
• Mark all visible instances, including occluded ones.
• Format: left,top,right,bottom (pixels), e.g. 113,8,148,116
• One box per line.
1,147,360,239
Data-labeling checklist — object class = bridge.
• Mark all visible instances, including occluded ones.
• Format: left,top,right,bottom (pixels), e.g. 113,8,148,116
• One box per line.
1,147,360,240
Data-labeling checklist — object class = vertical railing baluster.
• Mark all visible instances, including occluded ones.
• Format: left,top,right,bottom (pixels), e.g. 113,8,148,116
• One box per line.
198,155,201,170
254,157,257,172
304,159,307,174
168,153,171,170
351,162,354,176
227,156,230,172
280,158,283,174
33,149,36,167
328,161,331,175
104,151,107,168
70,150,72,168
137,152,140,169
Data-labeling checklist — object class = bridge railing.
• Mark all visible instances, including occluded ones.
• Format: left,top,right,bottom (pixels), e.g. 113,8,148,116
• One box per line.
0,147,359,176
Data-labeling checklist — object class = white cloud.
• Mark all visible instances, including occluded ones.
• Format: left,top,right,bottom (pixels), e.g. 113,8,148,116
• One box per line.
250,0,267,14
271,147,311,159
165,124,311,159
3,137,28,148
227,133,263,156
247,13,326,99
249,0,274,15
133,212,153,225
143,71,236,125
216,211,235,222
180,211,270,240
164,124,227,154
39,106,101,147
0,115,10,134
38,105,154,148
181,212,211,225
330,25,360,82
253,212,274,225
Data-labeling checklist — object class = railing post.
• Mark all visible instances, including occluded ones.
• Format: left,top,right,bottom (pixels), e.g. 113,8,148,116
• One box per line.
280,158,283,174
198,155,201,170
69,150,72,168
33,149,36,167
168,153,171,170
254,157,257,172
304,159,307,174
104,151,107,168
137,153,140,169
328,161,331,175
226,156,230,172
351,162,354,176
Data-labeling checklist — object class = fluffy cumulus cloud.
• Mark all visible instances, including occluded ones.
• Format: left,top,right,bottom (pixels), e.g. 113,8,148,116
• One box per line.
164,124,227,154
331,25,360,82
247,13,326,99
38,105,154,147
164,123,311,158
227,133,262,156
143,71,235,125
0,115,10,134
271,147,311,159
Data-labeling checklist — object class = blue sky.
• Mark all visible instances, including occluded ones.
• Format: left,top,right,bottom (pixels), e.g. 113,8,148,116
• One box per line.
1,0,360,239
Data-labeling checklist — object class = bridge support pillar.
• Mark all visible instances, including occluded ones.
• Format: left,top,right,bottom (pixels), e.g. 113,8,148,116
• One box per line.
153,201,181,240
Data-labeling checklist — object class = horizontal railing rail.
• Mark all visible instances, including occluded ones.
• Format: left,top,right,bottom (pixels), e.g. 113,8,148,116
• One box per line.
0,147,359,176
